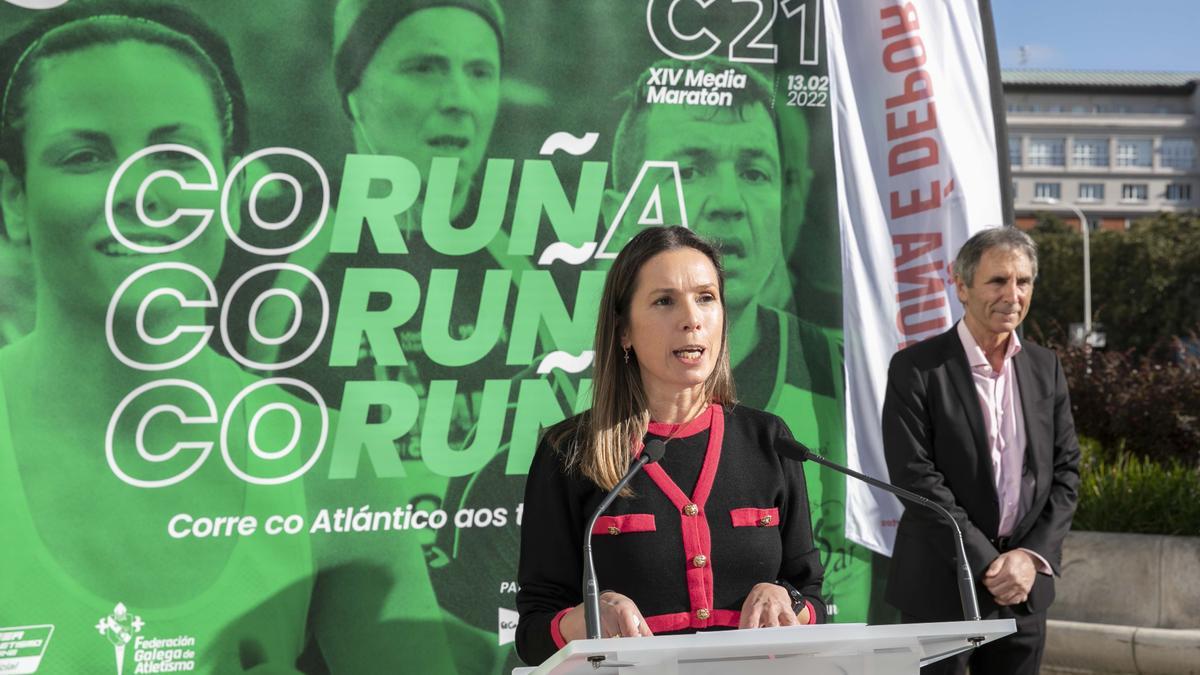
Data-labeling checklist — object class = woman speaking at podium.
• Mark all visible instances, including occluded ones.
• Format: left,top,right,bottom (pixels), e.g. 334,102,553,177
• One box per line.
515,226,826,666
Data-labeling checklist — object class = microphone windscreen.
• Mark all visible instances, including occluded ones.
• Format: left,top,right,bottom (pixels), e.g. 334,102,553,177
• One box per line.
643,439,667,464
775,436,812,463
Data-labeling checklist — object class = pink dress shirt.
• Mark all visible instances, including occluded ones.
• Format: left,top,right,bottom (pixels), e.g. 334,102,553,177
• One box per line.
956,322,1051,575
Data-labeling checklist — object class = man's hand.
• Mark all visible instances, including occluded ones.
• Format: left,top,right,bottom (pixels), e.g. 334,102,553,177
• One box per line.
738,583,807,629
983,549,1037,606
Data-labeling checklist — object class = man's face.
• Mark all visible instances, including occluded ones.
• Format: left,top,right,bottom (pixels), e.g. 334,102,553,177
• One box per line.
639,103,781,310
956,247,1035,341
350,7,500,211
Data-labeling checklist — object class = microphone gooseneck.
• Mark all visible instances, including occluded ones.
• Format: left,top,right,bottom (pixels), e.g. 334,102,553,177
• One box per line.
582,439,667,640
774,437,982,623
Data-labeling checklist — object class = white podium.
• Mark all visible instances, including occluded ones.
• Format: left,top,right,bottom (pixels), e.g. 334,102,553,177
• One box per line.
513,620,1015,674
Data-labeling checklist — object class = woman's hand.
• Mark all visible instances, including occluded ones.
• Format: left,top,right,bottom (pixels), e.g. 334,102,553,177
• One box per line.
559,591,655,641
738,582,807,629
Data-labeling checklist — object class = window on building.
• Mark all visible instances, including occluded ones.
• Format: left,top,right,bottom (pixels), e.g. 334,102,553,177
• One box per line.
1078,183,1105,202
1034,182,1061,200
1116,139,1153,167
1009,137,1021,166
1121,184,1148,202
1072,138,1109,167
1028,138,1065,167
1166,183,1192,202
1161,139,1196,170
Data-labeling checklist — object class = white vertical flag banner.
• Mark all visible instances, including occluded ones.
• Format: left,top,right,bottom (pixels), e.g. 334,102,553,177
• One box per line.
827,0,1005,554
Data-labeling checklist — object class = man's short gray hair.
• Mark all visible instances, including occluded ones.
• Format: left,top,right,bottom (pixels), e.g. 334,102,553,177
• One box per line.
953,227,1038,287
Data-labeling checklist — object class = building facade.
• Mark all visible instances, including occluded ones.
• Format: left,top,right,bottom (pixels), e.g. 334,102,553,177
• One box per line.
1004,70,1200,231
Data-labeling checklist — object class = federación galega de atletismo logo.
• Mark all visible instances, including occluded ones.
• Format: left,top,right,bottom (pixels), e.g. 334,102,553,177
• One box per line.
95,603,142,675
94,603,197,674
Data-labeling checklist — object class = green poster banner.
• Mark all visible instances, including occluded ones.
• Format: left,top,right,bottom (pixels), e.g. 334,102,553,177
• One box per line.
0,0,868,672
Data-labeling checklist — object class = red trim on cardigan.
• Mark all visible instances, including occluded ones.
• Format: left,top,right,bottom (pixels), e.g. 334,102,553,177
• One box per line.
644,609,740,634
729,507,781,528
591,514,657,535
691,407,723,507
550,607,571,649
641,405,724,629
647,404,714,438
645,603,811,633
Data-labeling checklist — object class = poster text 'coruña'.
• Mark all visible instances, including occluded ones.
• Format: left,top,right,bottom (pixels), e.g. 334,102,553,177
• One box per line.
101,144,650,489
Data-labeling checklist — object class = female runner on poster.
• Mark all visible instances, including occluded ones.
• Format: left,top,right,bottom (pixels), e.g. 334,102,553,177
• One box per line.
0,2,450,672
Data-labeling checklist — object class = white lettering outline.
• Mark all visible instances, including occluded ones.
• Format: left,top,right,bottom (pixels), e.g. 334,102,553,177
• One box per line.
105,144,218,254
106,379,217,489
647,0,720,62
219,377,328,486
594,161,689,259
222,147,330,256
219,263,329,371
729,0,779,64
106,263,216,372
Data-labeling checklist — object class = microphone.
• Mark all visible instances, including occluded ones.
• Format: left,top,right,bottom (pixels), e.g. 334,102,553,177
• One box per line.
774,437,982,624
582,439,668,640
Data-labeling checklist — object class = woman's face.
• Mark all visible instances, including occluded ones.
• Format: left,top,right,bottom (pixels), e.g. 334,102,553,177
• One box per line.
621,247,724,404
2,40,231,319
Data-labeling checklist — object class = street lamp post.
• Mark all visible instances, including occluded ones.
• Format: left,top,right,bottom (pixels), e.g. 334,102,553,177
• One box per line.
1033,197,1092,338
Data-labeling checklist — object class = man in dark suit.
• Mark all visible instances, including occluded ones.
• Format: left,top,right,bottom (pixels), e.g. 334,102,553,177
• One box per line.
882,227,1080,675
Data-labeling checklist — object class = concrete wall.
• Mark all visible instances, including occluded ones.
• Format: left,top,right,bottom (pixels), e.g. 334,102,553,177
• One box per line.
1043,531,1200,674
1052,531,1200,629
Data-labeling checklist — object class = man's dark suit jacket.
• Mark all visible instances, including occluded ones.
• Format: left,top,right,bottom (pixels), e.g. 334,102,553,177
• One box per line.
882,324,1080,620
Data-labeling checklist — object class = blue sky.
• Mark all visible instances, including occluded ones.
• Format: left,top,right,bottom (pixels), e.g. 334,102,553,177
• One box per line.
991,0,1200,72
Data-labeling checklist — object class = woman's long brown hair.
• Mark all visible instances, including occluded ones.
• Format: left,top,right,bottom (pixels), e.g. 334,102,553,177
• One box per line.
548,226,737,491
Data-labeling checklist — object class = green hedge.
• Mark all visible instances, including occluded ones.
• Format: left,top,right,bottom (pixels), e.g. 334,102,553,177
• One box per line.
1073,438,1200,537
